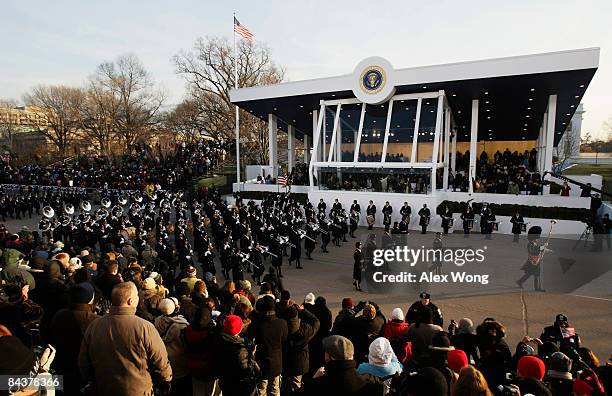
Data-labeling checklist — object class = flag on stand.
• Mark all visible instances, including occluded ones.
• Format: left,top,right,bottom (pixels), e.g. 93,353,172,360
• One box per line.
234,17,254,41
277,175,288,187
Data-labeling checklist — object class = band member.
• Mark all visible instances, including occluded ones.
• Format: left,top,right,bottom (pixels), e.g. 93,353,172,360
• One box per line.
317,198,326,214
304,222,317,259
319,214,330,253
510,209,525,243
332,198,343,212
517,226,547,292
350,200,361,216
288,227,303,269
439,204,452,235
418,204,431,234
461,205,474,237
366,200,376,230
270,233,284,278
400,202,411,223
382,201,393,233
398,217,409,234
480,205,496,240
353,242,363,291
250,244,265,285
231,247,245,282
429,232,443,275
349,209,359,238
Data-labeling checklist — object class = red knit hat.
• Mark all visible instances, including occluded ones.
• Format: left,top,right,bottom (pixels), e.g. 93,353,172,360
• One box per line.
517,356,546,380
447,349,468,373
223,315,243,336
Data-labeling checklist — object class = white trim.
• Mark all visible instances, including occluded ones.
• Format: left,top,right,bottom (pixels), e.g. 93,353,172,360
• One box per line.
443,107,451,190
309,105,325,187
468,99,479,194
327,104,342,162
230,48,599,103
431,92,445,192
312,161,437,169
381,99,395,162
353,103,366,162
411,98,422,163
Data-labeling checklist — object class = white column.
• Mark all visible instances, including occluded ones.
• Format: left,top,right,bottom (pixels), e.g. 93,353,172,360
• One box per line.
468,99,479,194
304,134,310,164
381,99,394,162
287,125,295,172
268,113,278,177
543,95,557,194
411,98,422,162
539,112,548,174
431,92,444,193
309,105,325,187
443,108,451,191
451,129,457,174
536,125,543,174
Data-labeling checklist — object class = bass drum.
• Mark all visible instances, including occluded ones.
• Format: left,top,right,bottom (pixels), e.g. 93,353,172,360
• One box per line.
367,215,375,226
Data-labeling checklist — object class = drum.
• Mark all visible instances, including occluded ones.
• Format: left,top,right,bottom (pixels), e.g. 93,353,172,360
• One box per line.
448,218,454,228
467,219,474,230
492,222,499,231
367,215,375,226
425,216,430,226
520,223,527,232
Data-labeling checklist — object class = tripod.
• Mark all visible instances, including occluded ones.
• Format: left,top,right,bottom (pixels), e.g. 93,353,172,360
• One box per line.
573,224,592,250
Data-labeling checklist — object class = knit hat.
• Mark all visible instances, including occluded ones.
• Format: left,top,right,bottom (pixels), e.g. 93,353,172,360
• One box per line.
158,297,178,316
143,277,156,290
447,349,469,373
323,335,354,360
256,295,276,313
223,315,243,336
548,352,572,378
70,282,95,305
186,266,197,276
517,355,546,380
81,255,94,265
429,332,454,352
391,307,404,321
304,292,315,305
239,280,251,291
341,297,354,309
368,337,395,366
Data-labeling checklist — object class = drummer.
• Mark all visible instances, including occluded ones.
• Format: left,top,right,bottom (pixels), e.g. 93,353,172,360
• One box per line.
366,200,376,230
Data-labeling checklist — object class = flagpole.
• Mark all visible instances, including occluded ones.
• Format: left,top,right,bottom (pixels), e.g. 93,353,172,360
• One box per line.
234,12,241,186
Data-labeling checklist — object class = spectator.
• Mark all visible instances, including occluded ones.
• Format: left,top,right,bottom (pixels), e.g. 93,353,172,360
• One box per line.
476,319,512,389
451,365,493,396
544,351,574,395
217,315,258,396
304,335,384,396
381,307,412,364
349,302,385,363
406,308,443,364
332,297,355,337
50,282,99,394
155,297,190,395
356,337,403,378
78,282,172,395
183,306,219,395
449,317,479,365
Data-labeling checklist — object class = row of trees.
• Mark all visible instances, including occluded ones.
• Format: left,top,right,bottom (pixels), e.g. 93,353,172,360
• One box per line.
1,36,285,165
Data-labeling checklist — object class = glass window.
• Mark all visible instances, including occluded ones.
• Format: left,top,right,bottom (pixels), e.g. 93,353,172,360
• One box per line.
334,103,361,162
358,103,388,162
385,99,417,162
318,166,430,194
322,106,336,161
416,99,439,162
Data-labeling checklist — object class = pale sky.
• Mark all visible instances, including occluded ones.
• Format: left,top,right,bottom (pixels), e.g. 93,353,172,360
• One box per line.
1,0,611,139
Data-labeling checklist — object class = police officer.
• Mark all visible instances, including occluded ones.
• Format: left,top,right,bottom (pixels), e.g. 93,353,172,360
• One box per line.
406,292,443,327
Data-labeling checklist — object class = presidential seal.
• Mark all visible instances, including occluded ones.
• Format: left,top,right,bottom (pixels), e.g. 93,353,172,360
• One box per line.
360,66,386,94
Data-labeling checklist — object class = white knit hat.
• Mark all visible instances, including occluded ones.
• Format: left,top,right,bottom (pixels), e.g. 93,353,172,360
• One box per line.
391,307,405,321
158,297,178,316
304,292,316,305
368,337,396,366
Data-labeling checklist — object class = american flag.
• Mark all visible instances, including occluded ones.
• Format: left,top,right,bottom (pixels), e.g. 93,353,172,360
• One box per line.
234,17,254,41
277,175,288,187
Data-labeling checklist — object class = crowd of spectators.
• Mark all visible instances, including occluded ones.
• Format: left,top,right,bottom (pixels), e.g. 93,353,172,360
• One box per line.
0,139,231,191
1,222,610,395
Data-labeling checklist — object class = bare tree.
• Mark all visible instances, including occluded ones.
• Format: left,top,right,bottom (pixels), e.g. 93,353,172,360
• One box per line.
162,99,204,143
23,85,84,157
95,54,165,149
0,98,19,151
173,36,284,164
79,77,121,156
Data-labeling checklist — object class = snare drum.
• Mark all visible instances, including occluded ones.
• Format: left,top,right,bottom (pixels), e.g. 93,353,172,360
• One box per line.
520,223,527,232
492,222,499,231
367,215,375,226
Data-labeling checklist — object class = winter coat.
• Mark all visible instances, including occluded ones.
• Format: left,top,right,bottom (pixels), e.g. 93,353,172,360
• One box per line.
216,332,259,396
349,315,386,363
248,310,288,378
406,323,443,364
183,324,219,381
304,359,385,396
154,315,190,379
78,305,172,396
381,320,412,364
50,304,99,393
95,272,122,301
332,308,355,337
283,309,321,376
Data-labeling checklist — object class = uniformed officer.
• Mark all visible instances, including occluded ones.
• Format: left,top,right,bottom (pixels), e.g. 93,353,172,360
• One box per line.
406,292,443,327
